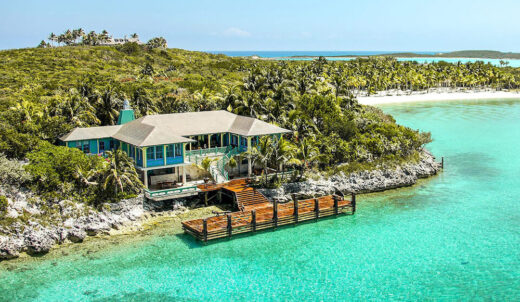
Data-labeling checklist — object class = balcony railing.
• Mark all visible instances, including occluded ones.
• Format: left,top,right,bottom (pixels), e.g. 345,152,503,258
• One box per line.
144,186,199,198
185,146,230,158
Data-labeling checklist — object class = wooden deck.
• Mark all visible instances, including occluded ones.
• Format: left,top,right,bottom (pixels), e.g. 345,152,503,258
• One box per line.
185,179,356,241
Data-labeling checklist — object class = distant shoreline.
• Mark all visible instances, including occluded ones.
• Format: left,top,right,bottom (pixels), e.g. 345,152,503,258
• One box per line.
357,90,520,105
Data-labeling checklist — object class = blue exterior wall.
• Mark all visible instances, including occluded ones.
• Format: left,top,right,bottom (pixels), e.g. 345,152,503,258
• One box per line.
67,138,115,155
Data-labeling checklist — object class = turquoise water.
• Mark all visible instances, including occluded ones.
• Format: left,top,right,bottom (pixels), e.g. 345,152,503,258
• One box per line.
209,51,520,67
281,56,520,67
2,99,520,301
207,51,436,58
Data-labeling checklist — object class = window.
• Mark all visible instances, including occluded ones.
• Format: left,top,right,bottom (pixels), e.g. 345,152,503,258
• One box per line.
82,141,90,154
99,141,105,152
156,146,163,159
175,144,182,156
146,147,154,160
109,140,114,150
137,149,141,160
166,145,174,158
130,146,135,158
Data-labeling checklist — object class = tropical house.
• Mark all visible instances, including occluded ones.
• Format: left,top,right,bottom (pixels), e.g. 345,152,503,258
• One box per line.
60,102,291,200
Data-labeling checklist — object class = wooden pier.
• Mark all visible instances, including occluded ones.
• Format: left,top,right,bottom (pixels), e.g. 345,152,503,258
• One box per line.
182,179,356,242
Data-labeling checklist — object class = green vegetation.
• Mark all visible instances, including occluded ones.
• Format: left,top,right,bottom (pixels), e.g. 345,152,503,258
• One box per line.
23,142,139,205
4,44,515,201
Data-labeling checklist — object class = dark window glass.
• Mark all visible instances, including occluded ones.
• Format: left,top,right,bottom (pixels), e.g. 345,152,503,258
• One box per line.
99,141,105,152
156,146,163,159
147,147,154,160
166,145,174,158
83,141,90,154
175,144,182,156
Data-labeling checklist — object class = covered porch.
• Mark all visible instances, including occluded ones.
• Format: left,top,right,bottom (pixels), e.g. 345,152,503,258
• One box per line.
186,133,258,152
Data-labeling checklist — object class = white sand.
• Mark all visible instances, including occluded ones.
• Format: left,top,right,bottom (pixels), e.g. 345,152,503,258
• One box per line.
357,91,520,105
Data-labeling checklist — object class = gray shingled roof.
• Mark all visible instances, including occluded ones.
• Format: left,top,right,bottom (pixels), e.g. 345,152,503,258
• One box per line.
61,110,291,147
60,125,122,141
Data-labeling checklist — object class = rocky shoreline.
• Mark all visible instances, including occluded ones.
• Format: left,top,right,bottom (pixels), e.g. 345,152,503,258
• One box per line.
1,149,441,261
259,149,442,202
0,190,189,260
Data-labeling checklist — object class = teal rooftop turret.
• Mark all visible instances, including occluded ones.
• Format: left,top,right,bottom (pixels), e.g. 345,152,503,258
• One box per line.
117,99,135,125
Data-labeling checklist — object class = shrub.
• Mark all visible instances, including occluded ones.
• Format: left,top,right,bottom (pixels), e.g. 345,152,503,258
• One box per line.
0,195,8,216
0,153,32,185
24,141,100,194
118,42,141,55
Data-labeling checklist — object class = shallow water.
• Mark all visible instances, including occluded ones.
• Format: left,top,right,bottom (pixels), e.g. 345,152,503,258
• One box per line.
2,99,520,301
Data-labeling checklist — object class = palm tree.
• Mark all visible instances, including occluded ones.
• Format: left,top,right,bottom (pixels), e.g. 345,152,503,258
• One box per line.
96,86,122,125
102,150,142,195
48,33,56,47
131,87,156,117
52,90,100,127
245,136,274,185
272,136,300,180
295,136,323,176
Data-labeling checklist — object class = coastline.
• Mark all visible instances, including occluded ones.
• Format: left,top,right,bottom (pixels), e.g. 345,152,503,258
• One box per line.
357,90,520,105
1,151,442,262
260,149,441,201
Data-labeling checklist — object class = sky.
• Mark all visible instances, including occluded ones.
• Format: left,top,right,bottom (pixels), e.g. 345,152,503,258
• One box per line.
1,0,520,51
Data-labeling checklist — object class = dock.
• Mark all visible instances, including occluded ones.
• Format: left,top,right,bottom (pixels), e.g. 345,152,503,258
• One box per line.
182,179,356,242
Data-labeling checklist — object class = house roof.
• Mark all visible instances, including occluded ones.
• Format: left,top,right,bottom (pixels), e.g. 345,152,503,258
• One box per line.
60,110,291,147
60,125,122,142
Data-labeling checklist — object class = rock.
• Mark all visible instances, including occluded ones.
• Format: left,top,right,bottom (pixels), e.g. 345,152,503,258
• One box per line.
84,222,111,236
68,229,86,243
0,236,23,260
24,230,55,255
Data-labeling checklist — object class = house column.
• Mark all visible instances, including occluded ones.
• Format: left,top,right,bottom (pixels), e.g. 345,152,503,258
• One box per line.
142,147,148,168
163,145,167,166
220,133,224,147
182,143,186,163
97,139,100,155
182,166,186,184
143,170,148,188
207,134,211,148
247,136,252,176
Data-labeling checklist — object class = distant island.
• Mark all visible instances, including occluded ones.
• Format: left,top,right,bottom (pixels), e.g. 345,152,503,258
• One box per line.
286,50,520,60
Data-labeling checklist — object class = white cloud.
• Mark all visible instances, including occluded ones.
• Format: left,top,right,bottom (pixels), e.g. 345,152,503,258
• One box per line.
222,27,251,37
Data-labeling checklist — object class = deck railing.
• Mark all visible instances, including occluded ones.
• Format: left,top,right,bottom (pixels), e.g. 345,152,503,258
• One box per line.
182,194,356,242
217,147,240,181
144,185,199,198
186,146,230,159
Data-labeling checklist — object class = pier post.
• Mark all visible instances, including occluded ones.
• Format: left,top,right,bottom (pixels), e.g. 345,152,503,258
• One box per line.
227,214,232,238
203,219,208,242
251,210,256,232
273,200,278,229
333,195,339,216
351,192,356,214
217,190,222,203
293,198,299,225
314,198,319,222
441,157,444,169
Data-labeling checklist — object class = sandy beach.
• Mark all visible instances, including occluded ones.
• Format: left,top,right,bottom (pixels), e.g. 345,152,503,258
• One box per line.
357,90,520,105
